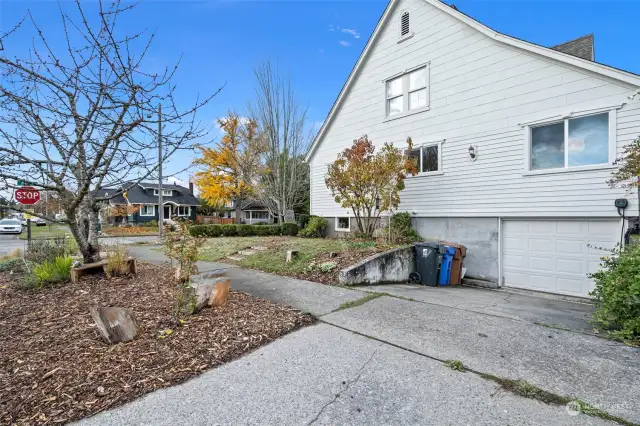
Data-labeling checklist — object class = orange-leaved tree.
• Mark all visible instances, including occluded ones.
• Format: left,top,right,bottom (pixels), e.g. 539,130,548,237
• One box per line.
325,135,418,236
194,113,265,223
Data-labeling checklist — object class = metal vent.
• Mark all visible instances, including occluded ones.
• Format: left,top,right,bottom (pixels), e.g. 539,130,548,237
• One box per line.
401,12,410,37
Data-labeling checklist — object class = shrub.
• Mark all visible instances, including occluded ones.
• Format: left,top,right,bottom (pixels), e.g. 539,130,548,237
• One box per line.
26,237,69,264
589,245,640,343
220,224,237,236
189,224,222,237
143,220,158,228
32,256,73,287
300,216,327,238
254,225,271,236
298,214,310,229
281,223,299,236
0,258,26,274
236,224,254,237
390,212,422,243
105,245,130,278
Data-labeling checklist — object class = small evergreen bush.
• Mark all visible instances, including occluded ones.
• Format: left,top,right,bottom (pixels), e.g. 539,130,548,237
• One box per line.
32,256,73,287
390,212,422,243
300,216,327,238
298,214,310,229
220,224,238,236
589,245,640,344
236,224,254,236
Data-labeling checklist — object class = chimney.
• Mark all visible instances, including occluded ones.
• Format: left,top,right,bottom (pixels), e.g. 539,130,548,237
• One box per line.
189,181,194,195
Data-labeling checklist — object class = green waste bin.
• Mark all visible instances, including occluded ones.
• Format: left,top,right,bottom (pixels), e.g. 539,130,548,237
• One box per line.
413,242,444,286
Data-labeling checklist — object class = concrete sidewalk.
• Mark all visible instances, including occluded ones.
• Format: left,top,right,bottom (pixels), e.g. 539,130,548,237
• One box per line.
84,245,638,425
79,324,609,426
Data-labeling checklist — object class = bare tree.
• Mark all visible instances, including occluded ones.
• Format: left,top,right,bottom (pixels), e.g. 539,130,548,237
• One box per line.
250,61,310,222
0,0,217,262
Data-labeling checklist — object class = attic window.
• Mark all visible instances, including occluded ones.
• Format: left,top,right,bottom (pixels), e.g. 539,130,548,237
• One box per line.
400,12,410,38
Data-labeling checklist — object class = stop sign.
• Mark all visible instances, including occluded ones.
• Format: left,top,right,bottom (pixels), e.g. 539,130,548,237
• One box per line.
15,186,41,205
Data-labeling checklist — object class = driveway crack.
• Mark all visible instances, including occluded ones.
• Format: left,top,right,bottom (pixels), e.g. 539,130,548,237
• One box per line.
307,345,380,425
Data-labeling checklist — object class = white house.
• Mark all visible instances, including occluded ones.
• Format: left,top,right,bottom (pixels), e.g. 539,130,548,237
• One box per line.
306,0,640,298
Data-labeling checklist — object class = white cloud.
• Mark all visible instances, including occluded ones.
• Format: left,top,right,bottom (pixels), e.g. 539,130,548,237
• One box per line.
215,116,251,135
338,40,351,47
341,28,360,39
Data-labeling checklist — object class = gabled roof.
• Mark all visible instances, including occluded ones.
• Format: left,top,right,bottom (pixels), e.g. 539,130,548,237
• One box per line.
551,34,594,61
305,0,640,162
96,181,199,206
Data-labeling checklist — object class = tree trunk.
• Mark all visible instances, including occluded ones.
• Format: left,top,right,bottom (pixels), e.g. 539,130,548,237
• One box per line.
235,198,242,224
69,199,101,264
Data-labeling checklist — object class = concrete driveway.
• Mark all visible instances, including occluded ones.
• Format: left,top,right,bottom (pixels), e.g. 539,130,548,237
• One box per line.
77,245,639,426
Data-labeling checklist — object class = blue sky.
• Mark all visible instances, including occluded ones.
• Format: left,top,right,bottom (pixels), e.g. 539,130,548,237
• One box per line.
2,0,639,185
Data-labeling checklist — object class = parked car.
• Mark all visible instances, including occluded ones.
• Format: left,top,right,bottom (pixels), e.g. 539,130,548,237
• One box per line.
34,217,47,226
0,219,23,234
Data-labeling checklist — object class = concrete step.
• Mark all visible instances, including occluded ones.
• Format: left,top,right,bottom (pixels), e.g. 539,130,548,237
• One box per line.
227,255,244,261
251,246,269,251
238,250,256,256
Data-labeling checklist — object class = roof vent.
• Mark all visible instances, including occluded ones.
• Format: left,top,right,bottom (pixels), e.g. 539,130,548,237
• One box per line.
400,12,410,38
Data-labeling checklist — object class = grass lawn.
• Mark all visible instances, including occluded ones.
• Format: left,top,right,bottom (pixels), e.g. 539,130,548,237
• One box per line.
198,236,392,284
18,224,71,240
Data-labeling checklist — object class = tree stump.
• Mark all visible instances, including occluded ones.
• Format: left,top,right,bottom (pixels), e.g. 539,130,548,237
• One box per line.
286,250,298,263
90,307,138,344
209,278,231,307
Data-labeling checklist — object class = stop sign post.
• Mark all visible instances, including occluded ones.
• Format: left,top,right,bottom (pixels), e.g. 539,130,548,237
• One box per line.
16,186,41,205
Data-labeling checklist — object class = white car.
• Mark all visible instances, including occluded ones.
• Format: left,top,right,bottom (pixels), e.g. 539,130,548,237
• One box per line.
0,219,23,234
34,217,47,226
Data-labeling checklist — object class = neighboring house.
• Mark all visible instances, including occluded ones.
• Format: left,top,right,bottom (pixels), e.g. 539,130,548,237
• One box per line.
96,181,199,223
239,200,275,224
306,0,640,298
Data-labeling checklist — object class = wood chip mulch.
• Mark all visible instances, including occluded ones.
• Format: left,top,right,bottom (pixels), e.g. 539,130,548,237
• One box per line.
0,263,315,425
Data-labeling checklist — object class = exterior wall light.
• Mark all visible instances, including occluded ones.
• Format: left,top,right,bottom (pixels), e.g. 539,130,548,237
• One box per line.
468,145,477,161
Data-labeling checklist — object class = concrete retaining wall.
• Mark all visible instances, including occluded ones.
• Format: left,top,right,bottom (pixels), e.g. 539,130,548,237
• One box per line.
338,246,415,285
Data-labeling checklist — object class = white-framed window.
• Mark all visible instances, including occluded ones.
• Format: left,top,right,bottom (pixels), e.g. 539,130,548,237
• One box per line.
398,10,412,41
525,111,615,173
385,64,430,118
153,189,172,196
408,142,443,175
336,217,350,231
140,204,155,216
177,206,190,216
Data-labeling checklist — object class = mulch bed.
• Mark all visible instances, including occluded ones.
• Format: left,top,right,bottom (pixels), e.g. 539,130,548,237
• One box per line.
0,263,314,425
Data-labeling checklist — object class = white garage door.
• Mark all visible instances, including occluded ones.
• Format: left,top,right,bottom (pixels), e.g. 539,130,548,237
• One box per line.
502,219,620,298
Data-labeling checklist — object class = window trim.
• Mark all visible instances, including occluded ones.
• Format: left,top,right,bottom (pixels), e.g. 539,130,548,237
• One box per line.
407,140,444,177
176,205,190,216
335,216,351,232
523,109,616,175
383,62,430,120
153,189,173,196
139,204,155,217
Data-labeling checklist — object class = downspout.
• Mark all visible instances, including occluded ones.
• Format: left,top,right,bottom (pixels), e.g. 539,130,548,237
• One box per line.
498,217,503,287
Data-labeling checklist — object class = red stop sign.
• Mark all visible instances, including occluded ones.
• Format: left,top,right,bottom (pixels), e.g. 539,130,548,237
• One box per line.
15,186,41,205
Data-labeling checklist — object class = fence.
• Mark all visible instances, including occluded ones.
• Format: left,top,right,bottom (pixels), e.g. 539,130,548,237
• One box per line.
196,216,235,225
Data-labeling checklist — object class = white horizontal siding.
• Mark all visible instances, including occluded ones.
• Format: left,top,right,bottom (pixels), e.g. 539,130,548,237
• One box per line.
310,0,640,219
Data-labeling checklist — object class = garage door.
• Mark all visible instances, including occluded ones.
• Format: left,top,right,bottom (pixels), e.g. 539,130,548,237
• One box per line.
502,219,620,298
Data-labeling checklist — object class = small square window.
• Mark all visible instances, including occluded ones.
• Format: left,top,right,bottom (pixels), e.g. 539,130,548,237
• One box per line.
336,217,350,231
409,143,441,174
384,64,429,117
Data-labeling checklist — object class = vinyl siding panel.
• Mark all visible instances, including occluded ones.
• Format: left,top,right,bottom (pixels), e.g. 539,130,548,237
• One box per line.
309,0,640,218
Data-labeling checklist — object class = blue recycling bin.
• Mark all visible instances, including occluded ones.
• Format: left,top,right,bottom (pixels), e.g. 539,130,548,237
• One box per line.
439,246,456,286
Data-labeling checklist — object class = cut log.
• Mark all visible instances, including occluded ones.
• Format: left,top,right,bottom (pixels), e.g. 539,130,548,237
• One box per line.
191,282,216,313
286,250,298,263
90,307,138,344
209,278,231,307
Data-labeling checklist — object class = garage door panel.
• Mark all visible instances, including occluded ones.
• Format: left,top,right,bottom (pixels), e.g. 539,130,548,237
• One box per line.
528,238,551,252
556,239,585,254
503,219,618,298
557,258,584,274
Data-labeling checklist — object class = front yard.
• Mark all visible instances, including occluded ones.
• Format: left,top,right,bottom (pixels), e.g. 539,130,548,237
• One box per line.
0,262,313,424
198,236,398,284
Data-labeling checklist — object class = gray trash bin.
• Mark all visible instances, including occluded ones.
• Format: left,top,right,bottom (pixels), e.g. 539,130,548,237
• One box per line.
412,242,444,286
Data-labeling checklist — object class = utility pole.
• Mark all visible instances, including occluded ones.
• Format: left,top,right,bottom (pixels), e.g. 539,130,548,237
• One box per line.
158,103,164,239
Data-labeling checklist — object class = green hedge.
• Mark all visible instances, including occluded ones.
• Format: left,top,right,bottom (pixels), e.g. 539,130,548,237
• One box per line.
189,223,299,238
